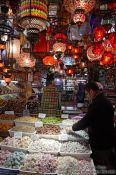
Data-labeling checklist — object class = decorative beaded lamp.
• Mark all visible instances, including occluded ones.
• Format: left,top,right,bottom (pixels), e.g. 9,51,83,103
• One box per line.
18,0,48,33
62,56,75,65
53,42,66,53
43,56,55,66
17,52,36,68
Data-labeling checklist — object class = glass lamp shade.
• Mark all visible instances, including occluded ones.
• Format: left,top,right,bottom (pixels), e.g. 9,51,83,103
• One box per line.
93,26,106,41
66,68,74,75
102,39,113,52
62,56,75,65
64,0,95,14
101,52,113,65
6,38,20,60
92,42,104,55
17,52,36,68
43,56,55,66
53,33,67,41
87,46,102,61
53,42,66,53
0,60,4,68
73,10,86,24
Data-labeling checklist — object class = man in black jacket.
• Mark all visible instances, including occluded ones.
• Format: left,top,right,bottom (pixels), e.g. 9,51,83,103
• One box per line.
70,82,115,170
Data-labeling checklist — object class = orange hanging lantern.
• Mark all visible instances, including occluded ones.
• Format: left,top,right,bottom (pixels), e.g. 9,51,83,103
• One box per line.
43,56,55,66
101,52,113,65
66,68,74,75
73,54,79,59
68,44,73,50
73,47,79,54
93,26,106,41
0,60,4,68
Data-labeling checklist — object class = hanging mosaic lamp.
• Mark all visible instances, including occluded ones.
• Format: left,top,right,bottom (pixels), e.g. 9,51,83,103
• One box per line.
101,52,113,65
6,38,20,60
73,9,86,25
17,52,36,68
53,42,66,53
18,0,48,33
62,56,75,65
92,42,104,55
102,39,113,52
93,26,106,41
53,33,67,41
43,56,55,66
87,46,102,61
64,0,95,14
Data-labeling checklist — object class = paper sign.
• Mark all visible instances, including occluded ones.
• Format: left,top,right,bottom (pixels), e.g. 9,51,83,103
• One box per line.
61,114,69,119
31,134,39,141
5,111,14,115
35,121,43,128
14,132,22,139
38,113,46,119
59,134,68,141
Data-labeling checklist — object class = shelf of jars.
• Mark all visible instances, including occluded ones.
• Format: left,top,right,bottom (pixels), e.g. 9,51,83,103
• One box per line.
0,114,96,175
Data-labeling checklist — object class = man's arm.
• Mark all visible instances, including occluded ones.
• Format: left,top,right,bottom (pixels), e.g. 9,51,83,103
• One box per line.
72,105,94,131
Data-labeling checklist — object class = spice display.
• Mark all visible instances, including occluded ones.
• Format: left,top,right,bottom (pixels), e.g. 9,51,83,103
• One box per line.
15,116,39,123
60,141,90,154
0,122,14,132
1,136,32,149
4,151,25,169
11,126,35,133
21,153,58,174
28,138,60,153
40,116,62,124
27,101,39,114
36,124,60,135
0,150,11,166
58,156,94,175
0,114,18,120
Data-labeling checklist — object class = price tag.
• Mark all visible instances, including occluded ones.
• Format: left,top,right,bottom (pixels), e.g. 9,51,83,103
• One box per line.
35,121,43,128
61,114,69,119
14,132,22,139
38,113,46,119
59,134,68,141
5,111,14,115
31,134,39,141
59,123,65,129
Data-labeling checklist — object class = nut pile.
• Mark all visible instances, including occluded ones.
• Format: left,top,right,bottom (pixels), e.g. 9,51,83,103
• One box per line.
62,119,78,126
21,153,58,174
0,150,11,166
36,124,60,135
0,114,17,120
40,116,62,124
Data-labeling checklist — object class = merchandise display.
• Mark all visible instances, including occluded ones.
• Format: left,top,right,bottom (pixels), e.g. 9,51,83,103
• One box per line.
36,124,60,135
15,116,39,124
11,126,36,133
40,116,62,124
28,138,60,153
58,156,95,175
20,153,58,174
1,136,32,149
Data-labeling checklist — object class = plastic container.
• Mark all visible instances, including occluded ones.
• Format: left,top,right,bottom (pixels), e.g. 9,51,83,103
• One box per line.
8,129,36,137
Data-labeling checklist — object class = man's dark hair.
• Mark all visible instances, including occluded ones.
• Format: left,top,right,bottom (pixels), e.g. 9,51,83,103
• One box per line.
85,82,99,91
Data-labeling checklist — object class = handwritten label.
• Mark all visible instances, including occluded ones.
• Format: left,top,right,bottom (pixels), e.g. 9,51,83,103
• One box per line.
5,111,14,115
38,113,46,119
35,121,43,128
59,134,68,141
31,134,39,141
14,132,22,139
61,114,69,119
